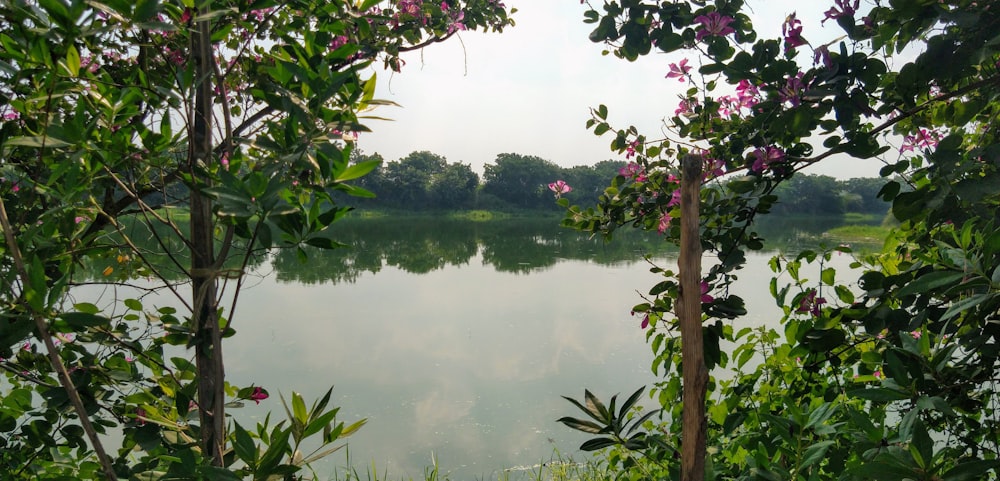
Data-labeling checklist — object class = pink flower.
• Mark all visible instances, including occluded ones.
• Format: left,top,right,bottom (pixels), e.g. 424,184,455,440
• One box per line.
666,189,681,208
694,11,736,42
779,72,805,106
446,9,466,34
640,314,650,329
900,128,942,153
735,79,760,109
179,8,192,24
657,212,672,234
716,95,739,117
782,12,806,53
136,408,147,426
220,151,230,170
619,162,647,182
704,158,725,179
910,330,922,340
665,58,691,81
250,387,269,404
2,111,18,121
625,140,641,159
873,369,883,379
700,281,714,303
330,35,349,50
795,289,827,316
548,180,572,198
750,146,785,173
822,0,860,25
675,98,698,117
813,44,833,69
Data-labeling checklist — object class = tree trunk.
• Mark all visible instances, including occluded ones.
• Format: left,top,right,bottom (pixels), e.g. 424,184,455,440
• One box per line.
678,155,707,481
190,15,226,465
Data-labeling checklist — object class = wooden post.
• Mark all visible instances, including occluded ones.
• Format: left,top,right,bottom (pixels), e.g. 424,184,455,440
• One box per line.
678,155,707,481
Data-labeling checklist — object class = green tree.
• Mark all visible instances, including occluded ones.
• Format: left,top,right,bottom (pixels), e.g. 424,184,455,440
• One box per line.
379,150,448,208
0,0,512,478
559,1,1000,480
841,176,890,213
429,161,479,209
771,174,845,215
482,152,561,209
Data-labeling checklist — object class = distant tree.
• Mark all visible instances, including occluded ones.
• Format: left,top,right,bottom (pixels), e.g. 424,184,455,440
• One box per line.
380,151,447,208
429,162,479,209
771,174,844,215
482,153,561,209
561,164,613,205
840,177,890,213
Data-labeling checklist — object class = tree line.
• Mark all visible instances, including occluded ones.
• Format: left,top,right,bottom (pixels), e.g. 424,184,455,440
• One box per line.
351,150,890,215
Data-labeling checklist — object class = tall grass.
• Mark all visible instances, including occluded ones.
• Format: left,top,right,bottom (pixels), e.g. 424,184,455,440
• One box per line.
323,451,615,481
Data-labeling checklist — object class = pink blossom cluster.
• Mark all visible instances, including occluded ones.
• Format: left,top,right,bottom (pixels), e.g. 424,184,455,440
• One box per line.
823,0,860,25
795,289,827,316
694,11,735,42
900,128,943,153
619,161,647,182
750,146,785,173
782,12,806,53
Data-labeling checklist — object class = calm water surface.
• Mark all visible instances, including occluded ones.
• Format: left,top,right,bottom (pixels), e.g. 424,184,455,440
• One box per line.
215,216,858,479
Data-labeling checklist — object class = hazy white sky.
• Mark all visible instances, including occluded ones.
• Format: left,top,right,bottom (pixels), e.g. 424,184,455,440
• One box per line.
359,1,886,180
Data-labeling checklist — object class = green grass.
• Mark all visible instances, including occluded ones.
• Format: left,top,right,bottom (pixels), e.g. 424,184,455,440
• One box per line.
824,224,890,241
842,212,883,224
446,210,511,221
322,451,616,481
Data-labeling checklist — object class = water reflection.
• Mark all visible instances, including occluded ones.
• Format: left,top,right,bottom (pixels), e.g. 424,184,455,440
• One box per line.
76,215,865,479
269,214,865,284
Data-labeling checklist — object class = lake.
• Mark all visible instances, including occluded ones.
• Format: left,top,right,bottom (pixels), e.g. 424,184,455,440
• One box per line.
215,215,861,479
69,214,862,479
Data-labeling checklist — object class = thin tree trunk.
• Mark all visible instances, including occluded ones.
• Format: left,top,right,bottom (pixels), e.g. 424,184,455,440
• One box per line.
190,15,226,465
678,154,707,481
0,198,118,481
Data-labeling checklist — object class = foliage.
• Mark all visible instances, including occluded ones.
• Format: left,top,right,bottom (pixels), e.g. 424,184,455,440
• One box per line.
0,0,512,478
559,0,1000,480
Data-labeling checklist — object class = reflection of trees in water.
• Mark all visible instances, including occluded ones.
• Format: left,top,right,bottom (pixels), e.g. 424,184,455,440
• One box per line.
270,217,686,283
83,215,861,285
78,215,263,282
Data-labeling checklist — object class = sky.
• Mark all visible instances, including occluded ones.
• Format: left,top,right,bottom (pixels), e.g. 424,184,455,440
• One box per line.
359,0,886,180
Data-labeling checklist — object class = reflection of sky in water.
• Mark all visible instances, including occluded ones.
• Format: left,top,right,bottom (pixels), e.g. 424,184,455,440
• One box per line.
224,252,664,479
223,246,857,479
64,236,860,479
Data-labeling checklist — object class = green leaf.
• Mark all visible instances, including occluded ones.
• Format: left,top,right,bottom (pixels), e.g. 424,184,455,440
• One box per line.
196,466,243,480
233,422,257,467
848,387,910,402
339,418,366,438
66,44,80,76
821,267,835,286
557,416,604,434
584,390,611,423
124,298,143,311
941,293,990,321
618,386,644,419
335,159,380,182
256,426,291,475
134,0,159,22
909,420,933,469
895,271,965,298
942,459,1000,481
580,437,617,451
6,135,72,148
59,312,110,328
800,440,835,470
302,409,338,439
